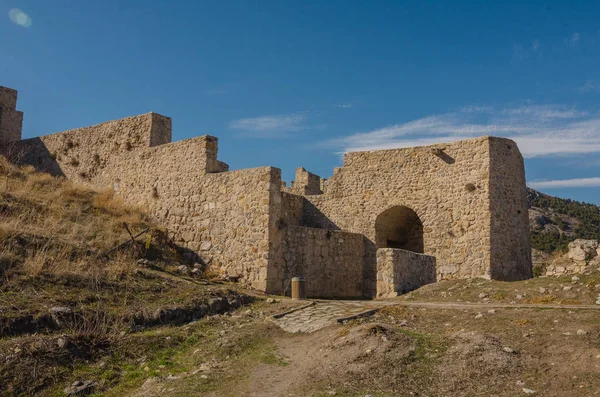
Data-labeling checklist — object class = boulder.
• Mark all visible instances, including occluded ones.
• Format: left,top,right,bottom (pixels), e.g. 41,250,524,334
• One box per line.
567,239,599,262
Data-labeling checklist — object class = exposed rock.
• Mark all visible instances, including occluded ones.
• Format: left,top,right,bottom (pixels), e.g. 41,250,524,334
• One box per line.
64,380,95,395
208,297,230,313
137,258,151,267
57,335,70,349
49,307,74,327
266,298,278,304
176,265,189,274
567,239,598,262
49,306,72,315
545,239,600,276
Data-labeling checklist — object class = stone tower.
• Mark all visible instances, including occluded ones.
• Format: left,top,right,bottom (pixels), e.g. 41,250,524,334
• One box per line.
0,86,23,142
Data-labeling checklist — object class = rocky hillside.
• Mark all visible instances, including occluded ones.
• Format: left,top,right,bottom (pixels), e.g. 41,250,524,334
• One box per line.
527,187,600,253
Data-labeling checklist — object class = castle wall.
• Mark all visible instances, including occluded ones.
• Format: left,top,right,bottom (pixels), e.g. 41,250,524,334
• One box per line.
7,112,278,291
0,87,23,142
282,226,364,298
13,113,174,179
376,248,436,298
488,137,532,280
297,137,529,296
100,146,280,291
0,85,532,298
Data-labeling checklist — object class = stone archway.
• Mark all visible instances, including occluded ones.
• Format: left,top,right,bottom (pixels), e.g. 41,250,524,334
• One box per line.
375,206,424,253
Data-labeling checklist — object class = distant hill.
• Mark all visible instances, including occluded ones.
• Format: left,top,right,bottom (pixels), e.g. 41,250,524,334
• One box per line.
527,187,600,253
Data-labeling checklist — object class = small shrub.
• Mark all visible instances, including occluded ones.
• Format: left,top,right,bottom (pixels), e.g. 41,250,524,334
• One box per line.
125,141,133,151
465,183,476,192
69,158,80,167
152,187,159,199
93,153,101,163
66,140,75,149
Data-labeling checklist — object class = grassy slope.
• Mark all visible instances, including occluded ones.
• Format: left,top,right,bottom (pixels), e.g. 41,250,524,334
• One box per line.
0,157,263,396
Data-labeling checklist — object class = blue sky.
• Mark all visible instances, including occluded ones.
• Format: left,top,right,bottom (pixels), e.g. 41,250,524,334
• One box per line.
3,1,600,204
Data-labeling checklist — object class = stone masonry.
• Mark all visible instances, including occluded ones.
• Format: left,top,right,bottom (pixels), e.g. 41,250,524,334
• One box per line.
0,86,533,298
376,249,436,298
0,87,24,143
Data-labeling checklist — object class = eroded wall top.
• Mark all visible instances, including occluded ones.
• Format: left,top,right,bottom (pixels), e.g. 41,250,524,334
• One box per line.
0,86,23,142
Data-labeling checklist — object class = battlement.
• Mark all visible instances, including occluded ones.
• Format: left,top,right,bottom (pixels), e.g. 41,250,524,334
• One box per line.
287,167,324,195
0,86,23,142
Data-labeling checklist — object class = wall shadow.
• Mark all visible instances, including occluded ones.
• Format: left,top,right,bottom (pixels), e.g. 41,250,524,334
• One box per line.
301,199,340,230
0,139,65,177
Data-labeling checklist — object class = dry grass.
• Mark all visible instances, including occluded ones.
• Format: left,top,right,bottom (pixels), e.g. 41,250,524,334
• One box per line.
0,155,151,281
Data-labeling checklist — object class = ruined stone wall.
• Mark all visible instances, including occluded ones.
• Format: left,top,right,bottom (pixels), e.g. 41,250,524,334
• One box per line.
282,226,364,298
0,87,23,142
489,138,532,280
280,192,304,227
7,112,277,291
300,137,530,295
98,144,279,291
12,113,174,179
1,86,532,298
376,248,436,298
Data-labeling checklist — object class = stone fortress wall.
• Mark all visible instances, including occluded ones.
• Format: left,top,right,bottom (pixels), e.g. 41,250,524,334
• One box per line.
0,87,24,143
0,86,532,298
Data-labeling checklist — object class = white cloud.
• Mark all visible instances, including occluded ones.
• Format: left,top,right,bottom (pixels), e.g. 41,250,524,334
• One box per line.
571,32,580,45
229,112,307,138
334,104,353,109
529,177,600,189
325,104,600,158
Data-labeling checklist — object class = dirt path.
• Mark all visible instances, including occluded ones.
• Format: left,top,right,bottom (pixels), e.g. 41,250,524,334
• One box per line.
272,299,600,335
396,300,600,310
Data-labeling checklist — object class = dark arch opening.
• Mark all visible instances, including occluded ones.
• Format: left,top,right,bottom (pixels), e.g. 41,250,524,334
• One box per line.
375,206,424,253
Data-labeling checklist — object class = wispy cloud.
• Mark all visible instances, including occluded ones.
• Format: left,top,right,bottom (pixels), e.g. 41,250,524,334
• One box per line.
578,80,600,93
529,177,600,189
325,104,600,158
333,103,354,109
571,32,580,45
229,112,307,138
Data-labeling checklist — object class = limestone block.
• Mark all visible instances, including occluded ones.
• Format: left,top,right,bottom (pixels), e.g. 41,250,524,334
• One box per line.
567,239,599,262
